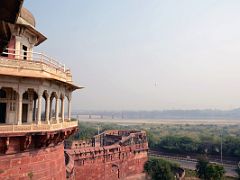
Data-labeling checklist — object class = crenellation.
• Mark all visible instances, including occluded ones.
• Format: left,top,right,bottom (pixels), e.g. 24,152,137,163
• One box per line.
65,130,148,180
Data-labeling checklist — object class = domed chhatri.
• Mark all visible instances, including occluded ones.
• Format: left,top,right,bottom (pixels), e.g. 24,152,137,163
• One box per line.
19,7,36,27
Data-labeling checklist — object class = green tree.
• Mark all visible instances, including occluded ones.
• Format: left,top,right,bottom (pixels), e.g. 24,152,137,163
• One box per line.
159,136,199,153
205,164,225,180
146,131,159,148
196,157,225,180
144,158,176,180
68,122,97,140
196,157,209,179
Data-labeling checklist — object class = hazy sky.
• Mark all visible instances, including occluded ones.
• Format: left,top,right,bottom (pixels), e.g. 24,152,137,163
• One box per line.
24,0,240,111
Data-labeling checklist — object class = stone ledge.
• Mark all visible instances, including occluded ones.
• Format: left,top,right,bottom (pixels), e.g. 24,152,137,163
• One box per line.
0,121,78,134
0,57,73,83
0,126,78,154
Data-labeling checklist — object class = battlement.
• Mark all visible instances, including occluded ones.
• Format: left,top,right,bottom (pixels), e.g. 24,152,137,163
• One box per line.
65,130,148,180
65,130,147,149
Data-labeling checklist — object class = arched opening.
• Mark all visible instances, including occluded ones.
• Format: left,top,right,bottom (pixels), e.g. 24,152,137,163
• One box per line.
22,89,38,124
22,91,29,123
50,92,58,122
66,94,72,121
32,91,38,122
64,95,68,121
0,88,18,124
60,94,64,122
8,88,18,124
41,91,48,122
0,89,7,123
0,89,6,98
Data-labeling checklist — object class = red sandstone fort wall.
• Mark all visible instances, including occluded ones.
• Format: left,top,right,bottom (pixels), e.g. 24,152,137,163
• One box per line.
0,143,66,180
74,151,148,180
65,130,149,180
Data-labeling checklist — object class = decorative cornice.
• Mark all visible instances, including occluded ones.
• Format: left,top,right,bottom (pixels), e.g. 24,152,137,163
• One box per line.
0,126,77,155
0,121,78,134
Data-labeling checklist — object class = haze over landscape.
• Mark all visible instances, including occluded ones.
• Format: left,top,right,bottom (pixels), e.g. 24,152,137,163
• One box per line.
1,1,240,179
25,0,240,111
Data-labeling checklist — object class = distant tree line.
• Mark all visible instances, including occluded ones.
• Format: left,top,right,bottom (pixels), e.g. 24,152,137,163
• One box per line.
148,132,240,158
76,108,240,119
68,122,98,140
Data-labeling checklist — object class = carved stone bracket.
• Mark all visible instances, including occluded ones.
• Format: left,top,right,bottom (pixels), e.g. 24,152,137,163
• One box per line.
4,137,10,153
0,126,77,154
20,135,32,151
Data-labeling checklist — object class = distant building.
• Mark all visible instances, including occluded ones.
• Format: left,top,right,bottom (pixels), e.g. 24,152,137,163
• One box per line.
65,130,148,180
0,5,80,179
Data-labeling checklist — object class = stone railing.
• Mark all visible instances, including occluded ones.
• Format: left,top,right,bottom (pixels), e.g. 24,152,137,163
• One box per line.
3,48,66,71
0,49,73,83
0,120,78,133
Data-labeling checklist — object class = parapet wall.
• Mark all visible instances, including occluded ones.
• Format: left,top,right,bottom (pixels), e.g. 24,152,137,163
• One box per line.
0,143,66,179
73,145,148,180
65,130,148,180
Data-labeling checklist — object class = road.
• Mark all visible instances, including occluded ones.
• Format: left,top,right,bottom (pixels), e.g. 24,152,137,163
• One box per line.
149,151,238,177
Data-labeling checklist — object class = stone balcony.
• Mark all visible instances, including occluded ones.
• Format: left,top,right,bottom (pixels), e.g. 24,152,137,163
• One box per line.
0,49,73,84
0,119,78,154
0,120,78,134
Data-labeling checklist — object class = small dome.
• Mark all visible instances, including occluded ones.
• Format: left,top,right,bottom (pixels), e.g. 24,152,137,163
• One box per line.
19,7,36,27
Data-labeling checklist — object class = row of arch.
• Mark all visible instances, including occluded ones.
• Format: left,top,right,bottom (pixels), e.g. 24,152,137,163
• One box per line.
0,87,72,125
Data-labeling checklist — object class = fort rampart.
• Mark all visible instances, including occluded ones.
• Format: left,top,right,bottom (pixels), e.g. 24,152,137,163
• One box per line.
0,144,66,179
65,130,148,180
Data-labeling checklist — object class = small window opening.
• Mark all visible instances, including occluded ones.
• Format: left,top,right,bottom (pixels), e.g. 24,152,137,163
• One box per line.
0,89,7,98
22,45,27,60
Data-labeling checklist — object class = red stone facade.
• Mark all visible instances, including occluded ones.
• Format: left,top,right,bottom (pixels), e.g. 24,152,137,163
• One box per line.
65,130,148,180
0,144,66,180
0,127,76,180
73,147,147,180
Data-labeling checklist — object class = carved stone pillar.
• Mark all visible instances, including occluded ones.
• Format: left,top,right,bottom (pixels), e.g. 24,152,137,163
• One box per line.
37,94,42,125
33,99,37,122
49,98,52,121
15,36,21,59
68,93,72,121
55,98,59,123
18,91,23,125
46,96,50,124
61,97,64,122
